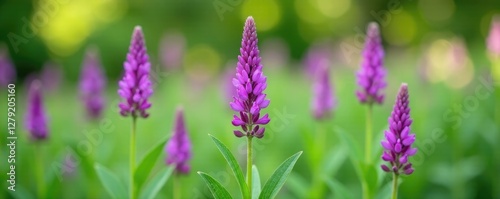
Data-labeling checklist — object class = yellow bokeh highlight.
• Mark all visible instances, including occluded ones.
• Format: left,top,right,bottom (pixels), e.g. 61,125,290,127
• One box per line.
241,0,281,32
33,0,126,57
383,11,416,46
425,38,474,89
316,0,351,19
184,44,221,81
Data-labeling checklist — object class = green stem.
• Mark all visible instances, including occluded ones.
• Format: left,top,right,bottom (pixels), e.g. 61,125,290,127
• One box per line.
130,117,137,199
35,144,46,198
247,137,253,199
391,173,399,199
173,175,180,199
364,106,373,164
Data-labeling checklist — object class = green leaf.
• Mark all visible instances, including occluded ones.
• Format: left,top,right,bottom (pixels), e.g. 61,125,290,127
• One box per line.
8,184,35,199
70,144,96,179
259,151,302,199
323,144,348,176
375,181,393,199
135,136,169,191
286,173,308,198
334,126,362,176
362,162,379,199
198,172,233,199
324,178,355,199
94,163,127,199
139,166,174,199
252,165,261,199
209,134,249,199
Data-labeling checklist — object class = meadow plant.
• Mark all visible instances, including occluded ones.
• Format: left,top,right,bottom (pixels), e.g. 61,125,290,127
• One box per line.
165,107,192,198
198,16,302,199
0,45,15,86
25,80,49,198
79,47,106,120
380,83,417,199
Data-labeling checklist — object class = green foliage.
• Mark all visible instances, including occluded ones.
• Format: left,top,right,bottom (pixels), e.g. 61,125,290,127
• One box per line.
134,136,169,192
94,164,127,199
139,166,174,199
259,151,303,199
198,172,233,199
209,134,250,199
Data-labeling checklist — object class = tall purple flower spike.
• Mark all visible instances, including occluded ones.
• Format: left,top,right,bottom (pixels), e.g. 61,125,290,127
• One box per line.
487,15,500,56
380,83,417,175
165,108,192,174
25,80,49,140
230,16,270,139
311,65,336,120
118,26,153,118
40,61,62,92
0,46,16,87
356,22,387,105
80,47,106,120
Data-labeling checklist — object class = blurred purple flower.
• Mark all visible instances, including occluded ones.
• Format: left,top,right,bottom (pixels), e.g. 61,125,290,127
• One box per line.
165,107,192,174
356,22,387,105
487,15,500,56
380,83,417,175
222,61,237,103
303,41,333,77
261,38,289,69
40,61,63,92
0,45,16,86
230,16,270,139
311,65,336,120
118,26,153,118
159,31,186,70
25,80,49,140
80,47,106,120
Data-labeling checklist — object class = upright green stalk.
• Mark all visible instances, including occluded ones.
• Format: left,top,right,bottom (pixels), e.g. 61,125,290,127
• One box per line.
363,106,373,199
364,106,373,164
391,173,399,199
35,144,45,198
173,175,181,199
130,117,137,199
492,60,500,199
247,137,253,199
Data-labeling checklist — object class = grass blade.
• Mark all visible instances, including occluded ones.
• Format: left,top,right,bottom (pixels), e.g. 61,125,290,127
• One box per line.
259,151,302,199
252,165,261,199
135,136,169,192
139,166,174,199
209,134,249,198
198,172,233,199
94,163,127,199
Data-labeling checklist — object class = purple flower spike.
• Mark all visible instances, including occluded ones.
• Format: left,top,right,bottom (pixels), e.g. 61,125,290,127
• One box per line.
165,107,192,174
80,47,106,120
311,65,336,120
25,80,49,140
487,15,500,57
229,16,270,139
0,45,16,87
118,26,153,118
380,83,416,175
356,22,387,105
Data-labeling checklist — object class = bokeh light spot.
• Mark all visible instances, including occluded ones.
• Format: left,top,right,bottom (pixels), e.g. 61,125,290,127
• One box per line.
382,11,416,46
241,0,281,32
316,0,351,19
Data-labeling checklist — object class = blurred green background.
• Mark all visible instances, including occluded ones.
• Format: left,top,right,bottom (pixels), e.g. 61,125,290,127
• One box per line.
1,0,499,198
